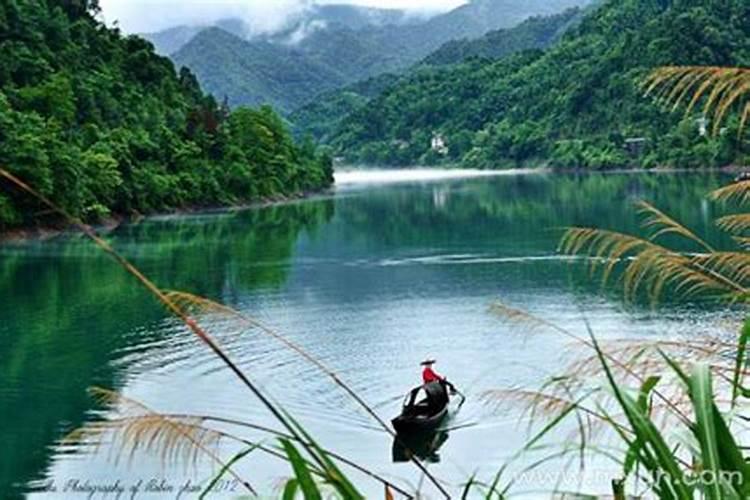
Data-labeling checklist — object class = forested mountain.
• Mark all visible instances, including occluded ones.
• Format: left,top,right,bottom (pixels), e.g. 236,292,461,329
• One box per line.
172,28,347,113
290,7,585,141
422,7,583,66
290,73,401,142
143,18,251,56
0,0,333,230
326,0,749,168
167,0,590,112
142,25,204,56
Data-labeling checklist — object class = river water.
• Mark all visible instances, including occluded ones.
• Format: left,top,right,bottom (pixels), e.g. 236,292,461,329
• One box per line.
0,169,741,498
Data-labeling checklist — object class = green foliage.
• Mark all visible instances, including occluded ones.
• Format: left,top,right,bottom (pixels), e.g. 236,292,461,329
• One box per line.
0,0,333,230
422,7,584,66
290,73,400,142
172,28,347,114
281,440,323,500
290,5,586,143
325,0,750,168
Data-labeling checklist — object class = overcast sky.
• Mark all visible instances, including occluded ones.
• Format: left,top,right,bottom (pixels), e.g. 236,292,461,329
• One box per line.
98,0,467,34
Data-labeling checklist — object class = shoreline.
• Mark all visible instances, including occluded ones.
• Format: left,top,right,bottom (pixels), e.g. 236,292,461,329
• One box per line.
3,165,746,243
0,188,334,244
335,164,749,174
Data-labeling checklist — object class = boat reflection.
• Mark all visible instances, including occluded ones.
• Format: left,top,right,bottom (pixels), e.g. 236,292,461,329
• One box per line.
392,430,450,464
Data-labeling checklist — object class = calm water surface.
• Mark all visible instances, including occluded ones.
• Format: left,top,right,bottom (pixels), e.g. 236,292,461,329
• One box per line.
0,170,741,498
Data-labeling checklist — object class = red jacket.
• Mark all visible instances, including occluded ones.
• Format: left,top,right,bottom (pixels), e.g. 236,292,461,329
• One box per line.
422,366,444,384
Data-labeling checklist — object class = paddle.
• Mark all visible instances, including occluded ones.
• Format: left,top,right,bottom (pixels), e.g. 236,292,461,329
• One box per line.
447,381,467,409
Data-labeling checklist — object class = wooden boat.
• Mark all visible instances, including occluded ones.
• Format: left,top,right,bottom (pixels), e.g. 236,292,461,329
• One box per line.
391,381,450,434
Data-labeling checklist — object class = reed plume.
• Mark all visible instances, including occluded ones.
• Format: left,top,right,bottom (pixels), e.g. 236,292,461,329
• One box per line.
0,168,431,499
484,176,750,496
642,66,750,136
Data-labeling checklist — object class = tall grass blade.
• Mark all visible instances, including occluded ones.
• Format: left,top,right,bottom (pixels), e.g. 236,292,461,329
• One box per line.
590,334,691,499
498,400,579,496
731,319,750,406
0,168,415,498
283,479,299,500
712,407,750,496
624,375,660,478
689,364,722,500
281,439,322,500
282,411,363,499
612,478,625,500
0,168,312,473
461,473,477,500
200,445,259,499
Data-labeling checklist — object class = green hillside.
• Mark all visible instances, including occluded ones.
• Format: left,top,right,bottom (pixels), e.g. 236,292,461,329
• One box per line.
172,27,347,113
327,0,749,168
0,0,332,230
169,0,589,113
290,73,400,142
290,8,586,141
422,7,583,66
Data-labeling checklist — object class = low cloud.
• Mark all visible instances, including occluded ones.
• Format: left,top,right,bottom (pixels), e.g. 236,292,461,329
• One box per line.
99,0,311,34
98,0,466,34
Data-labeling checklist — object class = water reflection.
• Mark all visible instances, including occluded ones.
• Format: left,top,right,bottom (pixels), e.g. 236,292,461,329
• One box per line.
392,431,450,464
0,170,738,497
0,200,333,498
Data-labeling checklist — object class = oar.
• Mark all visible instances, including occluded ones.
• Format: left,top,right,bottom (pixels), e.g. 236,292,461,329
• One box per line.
457,389,467,409
448,382,467,409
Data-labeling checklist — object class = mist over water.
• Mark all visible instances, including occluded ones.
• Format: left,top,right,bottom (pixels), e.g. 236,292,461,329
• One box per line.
334,168,533,185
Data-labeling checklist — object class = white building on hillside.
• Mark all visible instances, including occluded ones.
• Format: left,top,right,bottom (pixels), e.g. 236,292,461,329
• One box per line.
431,133,448,155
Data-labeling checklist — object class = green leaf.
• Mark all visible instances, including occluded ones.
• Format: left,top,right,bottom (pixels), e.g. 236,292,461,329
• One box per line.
284,412,363,499
689,364,722,500
671,357,750,496
731,318,750,406
283,479,299,500
712,405,750,496
281,439,322,500
637,376,661,412
593,336,692,499
612,478,626,500
625,375,660,477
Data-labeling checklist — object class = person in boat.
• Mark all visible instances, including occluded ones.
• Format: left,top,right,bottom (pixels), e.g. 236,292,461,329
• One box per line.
421,359,456,394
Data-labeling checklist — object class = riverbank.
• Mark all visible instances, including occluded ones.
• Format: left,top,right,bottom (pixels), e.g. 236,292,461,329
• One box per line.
5,164,744,242
0,188,334,243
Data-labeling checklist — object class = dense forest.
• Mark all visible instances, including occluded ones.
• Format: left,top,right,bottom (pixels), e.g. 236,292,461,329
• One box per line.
422,7,584,66
290,73,400,142
0,0,333,230
289,8,588,142
322,0,749,168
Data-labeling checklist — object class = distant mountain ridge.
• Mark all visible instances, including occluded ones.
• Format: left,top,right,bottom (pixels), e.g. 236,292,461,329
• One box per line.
324,0,749,169
149,0,590,112
142,3,421,56
290,6,587,140
422,7,584,66
172,27,347,112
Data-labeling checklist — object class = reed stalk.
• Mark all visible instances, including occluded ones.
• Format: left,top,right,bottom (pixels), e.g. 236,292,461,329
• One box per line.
1,167,444,498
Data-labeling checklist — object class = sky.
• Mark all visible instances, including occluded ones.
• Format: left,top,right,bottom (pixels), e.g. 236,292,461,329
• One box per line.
98,0,468,34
